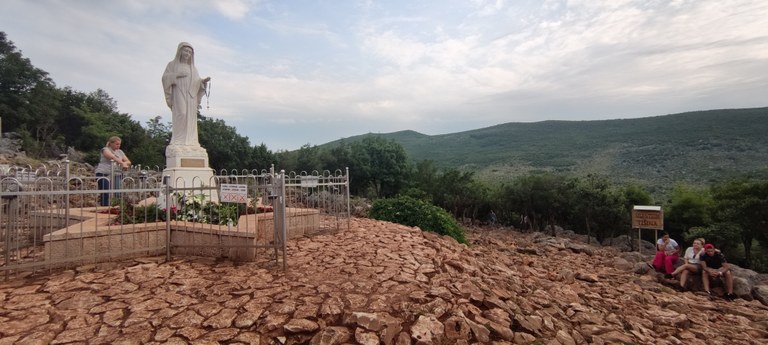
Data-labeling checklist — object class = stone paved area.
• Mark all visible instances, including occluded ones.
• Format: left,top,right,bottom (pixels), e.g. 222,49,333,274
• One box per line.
1,217,768,344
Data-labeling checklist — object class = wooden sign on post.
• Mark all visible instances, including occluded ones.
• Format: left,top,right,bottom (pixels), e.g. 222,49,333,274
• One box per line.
632,206,664,229
632,205,663,253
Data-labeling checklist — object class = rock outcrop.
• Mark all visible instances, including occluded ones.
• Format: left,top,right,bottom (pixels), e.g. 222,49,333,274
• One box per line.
1,218,767,344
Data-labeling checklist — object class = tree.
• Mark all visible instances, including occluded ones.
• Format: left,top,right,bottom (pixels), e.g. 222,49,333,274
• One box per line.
127,116,170,169
431,168,488,221
568,175,627,243
402,160,440,203
19,82,63,156
0,31,54,133
664,183,713,240
251,143,276,171
411,160,439,191
0,32,68,156
498,173,571,232
58,88,91,148
710,178,768,268
198,115,256,171
623,184,654,211
69,90,148,165
683,223,741,256
348,136,410,198
320,140,353,173
145,116,171,142
295,144,322,173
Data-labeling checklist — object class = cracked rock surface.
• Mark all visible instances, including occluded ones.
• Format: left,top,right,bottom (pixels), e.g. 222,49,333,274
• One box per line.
1,217,767,344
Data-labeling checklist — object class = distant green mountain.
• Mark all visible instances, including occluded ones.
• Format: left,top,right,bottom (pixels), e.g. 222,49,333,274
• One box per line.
328,107,768,194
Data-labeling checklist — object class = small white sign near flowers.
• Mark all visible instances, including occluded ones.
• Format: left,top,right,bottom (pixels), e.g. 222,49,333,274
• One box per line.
220,183,248,203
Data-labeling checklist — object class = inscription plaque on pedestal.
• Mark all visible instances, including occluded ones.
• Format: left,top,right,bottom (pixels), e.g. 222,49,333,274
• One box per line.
180,158,205,168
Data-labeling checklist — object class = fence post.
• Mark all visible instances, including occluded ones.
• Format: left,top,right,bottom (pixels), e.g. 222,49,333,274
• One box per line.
64,158,71,224
3,183,20,281
273,170,288,271
346,167,351,232
109,161,113,205
164,176,172,261
270,169,287,270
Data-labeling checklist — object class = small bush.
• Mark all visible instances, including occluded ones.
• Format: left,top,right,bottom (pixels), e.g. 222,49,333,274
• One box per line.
349,196,372,217
113,203,164,224
369,195,467,244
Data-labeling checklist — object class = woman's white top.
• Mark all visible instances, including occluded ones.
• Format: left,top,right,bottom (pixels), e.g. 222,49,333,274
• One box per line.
683,246,701,264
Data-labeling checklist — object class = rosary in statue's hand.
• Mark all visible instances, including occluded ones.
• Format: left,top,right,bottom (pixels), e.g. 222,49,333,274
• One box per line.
204,78,211,110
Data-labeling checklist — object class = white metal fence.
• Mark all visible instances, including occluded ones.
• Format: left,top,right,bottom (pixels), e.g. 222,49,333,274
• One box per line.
0,161,349,279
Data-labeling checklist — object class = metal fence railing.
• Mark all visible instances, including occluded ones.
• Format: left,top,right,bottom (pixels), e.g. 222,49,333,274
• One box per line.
1,161,349,279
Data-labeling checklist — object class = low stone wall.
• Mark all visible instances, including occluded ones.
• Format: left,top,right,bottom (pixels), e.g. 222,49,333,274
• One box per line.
42,207,321,264
251,208,323,242
170,225,257,261
44,220,167,265
31,210,96,242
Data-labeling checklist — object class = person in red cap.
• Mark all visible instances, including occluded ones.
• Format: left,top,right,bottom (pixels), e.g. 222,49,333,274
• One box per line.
700,243,735,300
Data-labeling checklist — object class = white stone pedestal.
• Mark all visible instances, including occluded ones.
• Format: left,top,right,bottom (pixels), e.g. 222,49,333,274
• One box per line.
162,144,218,204
163,167,216,189
165,144,211,171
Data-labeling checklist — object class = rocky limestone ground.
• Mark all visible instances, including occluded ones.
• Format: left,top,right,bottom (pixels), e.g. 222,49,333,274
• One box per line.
1,218,768,344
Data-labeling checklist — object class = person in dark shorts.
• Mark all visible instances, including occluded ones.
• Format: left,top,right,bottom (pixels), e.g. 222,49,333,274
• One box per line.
671,238,705,290
700,243,735,300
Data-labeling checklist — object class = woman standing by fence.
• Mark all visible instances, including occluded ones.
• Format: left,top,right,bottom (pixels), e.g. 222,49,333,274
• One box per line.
94,136,131,206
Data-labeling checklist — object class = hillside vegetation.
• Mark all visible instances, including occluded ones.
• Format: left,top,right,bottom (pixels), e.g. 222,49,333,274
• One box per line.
334,107,768,194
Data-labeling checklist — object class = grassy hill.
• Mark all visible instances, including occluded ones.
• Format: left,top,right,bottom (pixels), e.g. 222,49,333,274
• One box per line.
329,107,768,195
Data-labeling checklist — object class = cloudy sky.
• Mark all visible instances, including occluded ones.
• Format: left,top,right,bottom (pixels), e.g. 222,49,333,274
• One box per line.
2,0,767,151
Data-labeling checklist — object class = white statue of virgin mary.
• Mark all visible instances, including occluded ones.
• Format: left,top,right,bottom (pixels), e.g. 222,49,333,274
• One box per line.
161,42,210,146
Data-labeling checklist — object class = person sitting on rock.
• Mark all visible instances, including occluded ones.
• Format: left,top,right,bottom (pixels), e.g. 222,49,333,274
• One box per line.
700,243,735,300
670,237,704,290
652,232,680,276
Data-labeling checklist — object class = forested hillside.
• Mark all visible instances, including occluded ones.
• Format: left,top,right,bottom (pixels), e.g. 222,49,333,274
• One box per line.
335,107,768,194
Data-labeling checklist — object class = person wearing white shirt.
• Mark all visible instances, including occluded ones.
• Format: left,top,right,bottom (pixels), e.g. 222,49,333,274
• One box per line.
671,238,704,290
652,232,680,275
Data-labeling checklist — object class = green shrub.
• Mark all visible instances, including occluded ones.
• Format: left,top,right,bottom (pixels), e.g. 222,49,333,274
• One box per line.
113,203,164,224
683,223,740,250
369,195,467,244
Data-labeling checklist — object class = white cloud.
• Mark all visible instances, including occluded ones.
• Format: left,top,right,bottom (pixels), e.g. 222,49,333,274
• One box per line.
1,0,766,150
215,0,252,20
362,31,428,67
473,0,507,17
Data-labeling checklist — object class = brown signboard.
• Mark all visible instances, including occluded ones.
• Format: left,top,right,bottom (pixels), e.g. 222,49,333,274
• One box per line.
632,206,663,230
